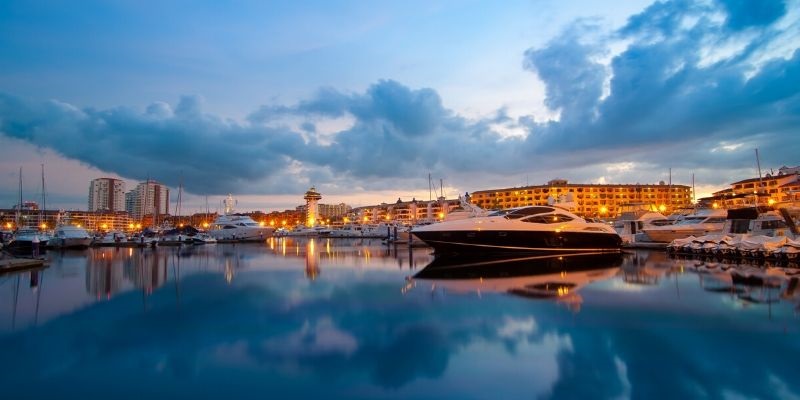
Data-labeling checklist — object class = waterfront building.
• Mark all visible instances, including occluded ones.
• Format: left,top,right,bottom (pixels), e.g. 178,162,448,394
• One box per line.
351,197,461,224
263,210,305,228
303,187,322,226
88,178,126,212
0,209,133,232
706,166,800,208
470,179,692,217
127,180,170,222
318,203,352,220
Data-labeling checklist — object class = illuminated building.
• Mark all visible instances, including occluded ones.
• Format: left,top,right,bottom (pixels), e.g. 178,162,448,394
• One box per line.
706,166,800,208
303,187,322,227
470,179,692,217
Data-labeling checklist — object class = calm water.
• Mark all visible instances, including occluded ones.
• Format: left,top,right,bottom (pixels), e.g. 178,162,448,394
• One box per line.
1,238,798,399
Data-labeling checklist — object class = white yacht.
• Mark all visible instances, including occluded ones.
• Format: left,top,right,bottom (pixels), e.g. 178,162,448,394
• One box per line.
332,223,398,238
284,225,332,237
642,208,727,243
208,214,273,240
411,206,622,255
207,194,274,241
49,225,92,249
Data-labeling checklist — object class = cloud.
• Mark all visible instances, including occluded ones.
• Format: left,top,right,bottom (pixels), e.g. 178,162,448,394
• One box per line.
519,0,800,180
0,0,798,199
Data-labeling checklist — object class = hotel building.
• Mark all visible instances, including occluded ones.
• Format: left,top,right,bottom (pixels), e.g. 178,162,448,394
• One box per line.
88,178,126,212
469,179,693,217
706,165,800,208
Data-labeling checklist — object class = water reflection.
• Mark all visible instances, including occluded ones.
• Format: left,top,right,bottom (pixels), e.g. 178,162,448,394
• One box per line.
413,253,623,312
1,244,799,399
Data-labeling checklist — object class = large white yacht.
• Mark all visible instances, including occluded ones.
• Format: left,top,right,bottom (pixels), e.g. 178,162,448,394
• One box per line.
411,206,622,255
49,225,92,249
208,194,274,240
642,208,727,243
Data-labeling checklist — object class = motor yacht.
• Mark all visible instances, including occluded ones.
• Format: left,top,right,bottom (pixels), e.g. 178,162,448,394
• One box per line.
208,214,273,240
6,228,50,253
284,225,332,237
411,206,622,255
642,208,727,243
48,225,92,249
613,203,672,237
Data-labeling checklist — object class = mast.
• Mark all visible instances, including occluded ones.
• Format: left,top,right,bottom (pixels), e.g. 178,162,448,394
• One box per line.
16,167,22,227
668,167,672,211
755,148,763,205
428,173,432,201
692,173,696,213
40,164,46,229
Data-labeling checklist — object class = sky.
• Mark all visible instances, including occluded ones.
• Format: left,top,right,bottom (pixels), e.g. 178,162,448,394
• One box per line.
1,0,799,213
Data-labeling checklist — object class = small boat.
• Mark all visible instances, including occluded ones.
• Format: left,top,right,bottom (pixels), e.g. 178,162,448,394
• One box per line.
412,206,622,255
93,230,129,246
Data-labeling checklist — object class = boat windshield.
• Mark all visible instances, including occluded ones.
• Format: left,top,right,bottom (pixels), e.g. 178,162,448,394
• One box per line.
497,207,556,220
674,216,709,225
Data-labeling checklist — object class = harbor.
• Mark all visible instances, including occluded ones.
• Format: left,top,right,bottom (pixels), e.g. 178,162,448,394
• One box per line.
2,0,800,397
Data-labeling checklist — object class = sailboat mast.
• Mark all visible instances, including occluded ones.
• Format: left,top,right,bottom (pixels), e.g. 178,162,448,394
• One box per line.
668,168,672,211
16,167,22,227
40,164,46,228
755,148,763,205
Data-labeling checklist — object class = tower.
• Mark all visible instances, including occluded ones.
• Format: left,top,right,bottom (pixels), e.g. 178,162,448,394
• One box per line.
303,187,322,227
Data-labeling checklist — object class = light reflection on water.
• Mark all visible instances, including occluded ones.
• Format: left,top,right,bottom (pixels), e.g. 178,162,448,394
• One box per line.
0,239,798,399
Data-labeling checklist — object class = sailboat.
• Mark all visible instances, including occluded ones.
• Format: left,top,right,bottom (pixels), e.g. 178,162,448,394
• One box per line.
8,166,51,254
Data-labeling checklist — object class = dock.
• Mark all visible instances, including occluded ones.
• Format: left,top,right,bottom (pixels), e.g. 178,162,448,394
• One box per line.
0,257,48,274
622,241,668,250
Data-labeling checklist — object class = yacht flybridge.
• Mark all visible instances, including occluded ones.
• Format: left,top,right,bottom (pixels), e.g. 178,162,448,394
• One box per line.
411,206,622,255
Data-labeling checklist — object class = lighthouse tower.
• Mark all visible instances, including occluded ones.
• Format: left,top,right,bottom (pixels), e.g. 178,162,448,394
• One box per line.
303,187,322,227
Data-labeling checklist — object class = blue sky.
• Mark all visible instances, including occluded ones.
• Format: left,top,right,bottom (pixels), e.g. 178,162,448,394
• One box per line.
1,0,799,212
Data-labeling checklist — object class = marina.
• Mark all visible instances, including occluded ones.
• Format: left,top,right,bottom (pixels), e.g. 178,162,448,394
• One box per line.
2,0,800,397
0,240,798,398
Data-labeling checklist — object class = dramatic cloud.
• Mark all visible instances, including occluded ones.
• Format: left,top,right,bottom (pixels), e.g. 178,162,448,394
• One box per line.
0,0,798,200
522,0,800,166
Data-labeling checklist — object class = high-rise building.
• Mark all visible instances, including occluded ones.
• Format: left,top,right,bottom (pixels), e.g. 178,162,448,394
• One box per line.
127,180,170,221
88,178,126,212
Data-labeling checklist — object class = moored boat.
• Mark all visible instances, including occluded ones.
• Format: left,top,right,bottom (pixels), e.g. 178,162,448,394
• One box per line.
48,225,92,249
411,206,622,255
642,208,727,243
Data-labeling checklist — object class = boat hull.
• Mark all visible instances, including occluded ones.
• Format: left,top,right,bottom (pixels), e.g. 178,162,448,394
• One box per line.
643,228,721,243
412,229,622,255
48,237,92,249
